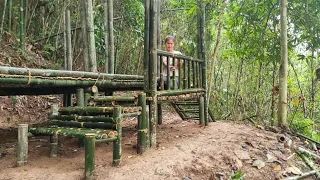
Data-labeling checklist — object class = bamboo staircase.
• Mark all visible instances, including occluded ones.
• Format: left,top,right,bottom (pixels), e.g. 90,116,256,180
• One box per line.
171,101,215,122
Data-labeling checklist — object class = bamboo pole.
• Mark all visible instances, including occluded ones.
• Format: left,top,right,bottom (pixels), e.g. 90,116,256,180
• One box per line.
143,0,150,92
19,0,25,53
50,120,117,129
157,88,204,96
17,124,28,167
296,133,320,146
48,115,114,123
50,134,58,157
108,0,114,73
76,88,85,107
137,93,147,154
80,0,89,71
112,106,121,166
84,133,95,180
0,66,143,80
7,0,12,32
298,152,320,178
92,96,136,102
64,10,73,106
157,50,203,62
199,96,205,125
0,0,7,42
149,0,158,148
282,170,317,180
297,147,320,160
59,106,114,115
86,0,97,72
103,0,109,73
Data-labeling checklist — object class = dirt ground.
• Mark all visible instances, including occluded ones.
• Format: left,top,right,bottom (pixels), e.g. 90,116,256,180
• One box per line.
0,111,316,180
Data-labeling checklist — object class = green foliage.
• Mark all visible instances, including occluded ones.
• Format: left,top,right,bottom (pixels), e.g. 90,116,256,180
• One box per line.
290,112,320,141
230,171,245,180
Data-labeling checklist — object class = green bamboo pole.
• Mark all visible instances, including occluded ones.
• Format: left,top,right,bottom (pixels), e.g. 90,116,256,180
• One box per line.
50,134,58,157
19,0,25,53
103,0,109,73
282,170,317,180
17,124,28,167
298,152,320,179
92,96,135,102
76,88,85,107
112,106,121,166
50,120,117,129
143,0,150,93
29,127,113,139
296,133,320,146
7,0,12,32
157,104,162,125
137,93,147,154
0,66,143,80
80,0,89,71
84,133,95,180
86,0,97,72
297,147,320,160
48,115,114,123
84,92,91,106
64,9,73,106
0,77,144,88
199,96,205,125
59,106,114,115
0,0,7,42
157,88,204,96
108,0,114,73
157,50,203,62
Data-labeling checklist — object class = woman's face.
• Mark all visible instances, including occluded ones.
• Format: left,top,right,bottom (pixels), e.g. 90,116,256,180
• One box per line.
165,39,175,52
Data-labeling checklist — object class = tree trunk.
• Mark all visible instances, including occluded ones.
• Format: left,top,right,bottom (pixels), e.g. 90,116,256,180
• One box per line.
0,0,7,42
108,0,114,74
80,0,89,71
86,0,97,72
20,0,25,53
278,0,288,127
103,0,109,73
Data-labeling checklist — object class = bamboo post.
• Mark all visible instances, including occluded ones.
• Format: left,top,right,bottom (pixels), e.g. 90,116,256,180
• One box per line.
137,93,148,154
282,170,318,180
80,0,89,71
199,96,205,125
64,10,73,106
19,0,25,53
84,133,95,180
108,0,114,73
17,124,28,167
86,0,97,72
149,0,158,148
112,106,121,166
103,0,109,73
50,134,58,157
76,88,85,107
157,104,162,125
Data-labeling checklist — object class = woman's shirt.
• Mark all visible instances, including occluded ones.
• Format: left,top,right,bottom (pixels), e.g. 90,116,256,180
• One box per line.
162,50,182,77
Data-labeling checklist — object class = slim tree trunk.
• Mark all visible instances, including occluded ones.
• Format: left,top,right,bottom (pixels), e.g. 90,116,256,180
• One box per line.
207,0,225,108
271,61,276,126
278,0,288,127
103,0,109,73
65,10,73,71
7,0,12,32
86,0,97,72
0,0,7,42
20,0,25,53
80,0,89,71
108,0,114,74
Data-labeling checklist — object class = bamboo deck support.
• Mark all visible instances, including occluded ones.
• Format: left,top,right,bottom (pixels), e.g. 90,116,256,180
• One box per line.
17,124,28,167
84,133,95,180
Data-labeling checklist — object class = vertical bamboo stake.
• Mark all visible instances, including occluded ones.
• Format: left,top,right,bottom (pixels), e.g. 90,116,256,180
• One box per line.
76,88,85,107
66,10,73,71
84,133,95,180
108,0,114,73
86,0,97,72
50,135,58,157
103,0,109,73
7,0,12,32
157,104,162,125
199,96,205,125
0,0,7,42
112,106,122,166
149,0,158,148
137,93,148,154
17,124,28,167
144,0,150,92
80,0,89,71
19,0,25,53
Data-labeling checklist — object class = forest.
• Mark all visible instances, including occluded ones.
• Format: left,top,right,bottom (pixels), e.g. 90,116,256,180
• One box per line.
0,0,320,179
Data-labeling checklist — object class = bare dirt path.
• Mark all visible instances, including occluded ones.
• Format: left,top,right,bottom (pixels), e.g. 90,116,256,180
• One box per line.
0,112,309,180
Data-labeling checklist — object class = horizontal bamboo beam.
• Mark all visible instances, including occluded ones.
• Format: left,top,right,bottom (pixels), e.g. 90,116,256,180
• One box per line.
59,106,114,115
179,109,199,113
157,50,204,62
91,96,136,102
0,66,143,80
50,120,117,130
0,77,144,89
173,101,199,105
48,115,115,123
96,137,117,143
29,127,117,139
157,88,204,96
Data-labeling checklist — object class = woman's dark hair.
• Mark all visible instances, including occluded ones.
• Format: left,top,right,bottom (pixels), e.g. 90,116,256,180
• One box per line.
165,35,176,43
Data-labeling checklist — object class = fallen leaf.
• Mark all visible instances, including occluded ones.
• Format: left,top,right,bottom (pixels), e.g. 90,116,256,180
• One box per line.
252,159,265,169
286,166,302,175
234,150,251,160
273,165,281,171
266,153,277,163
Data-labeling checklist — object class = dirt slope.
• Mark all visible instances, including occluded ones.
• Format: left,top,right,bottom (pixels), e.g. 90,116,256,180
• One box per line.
0,112,314,180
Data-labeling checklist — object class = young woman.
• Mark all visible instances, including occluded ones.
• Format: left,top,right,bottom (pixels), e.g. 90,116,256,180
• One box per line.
162,35,182,90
